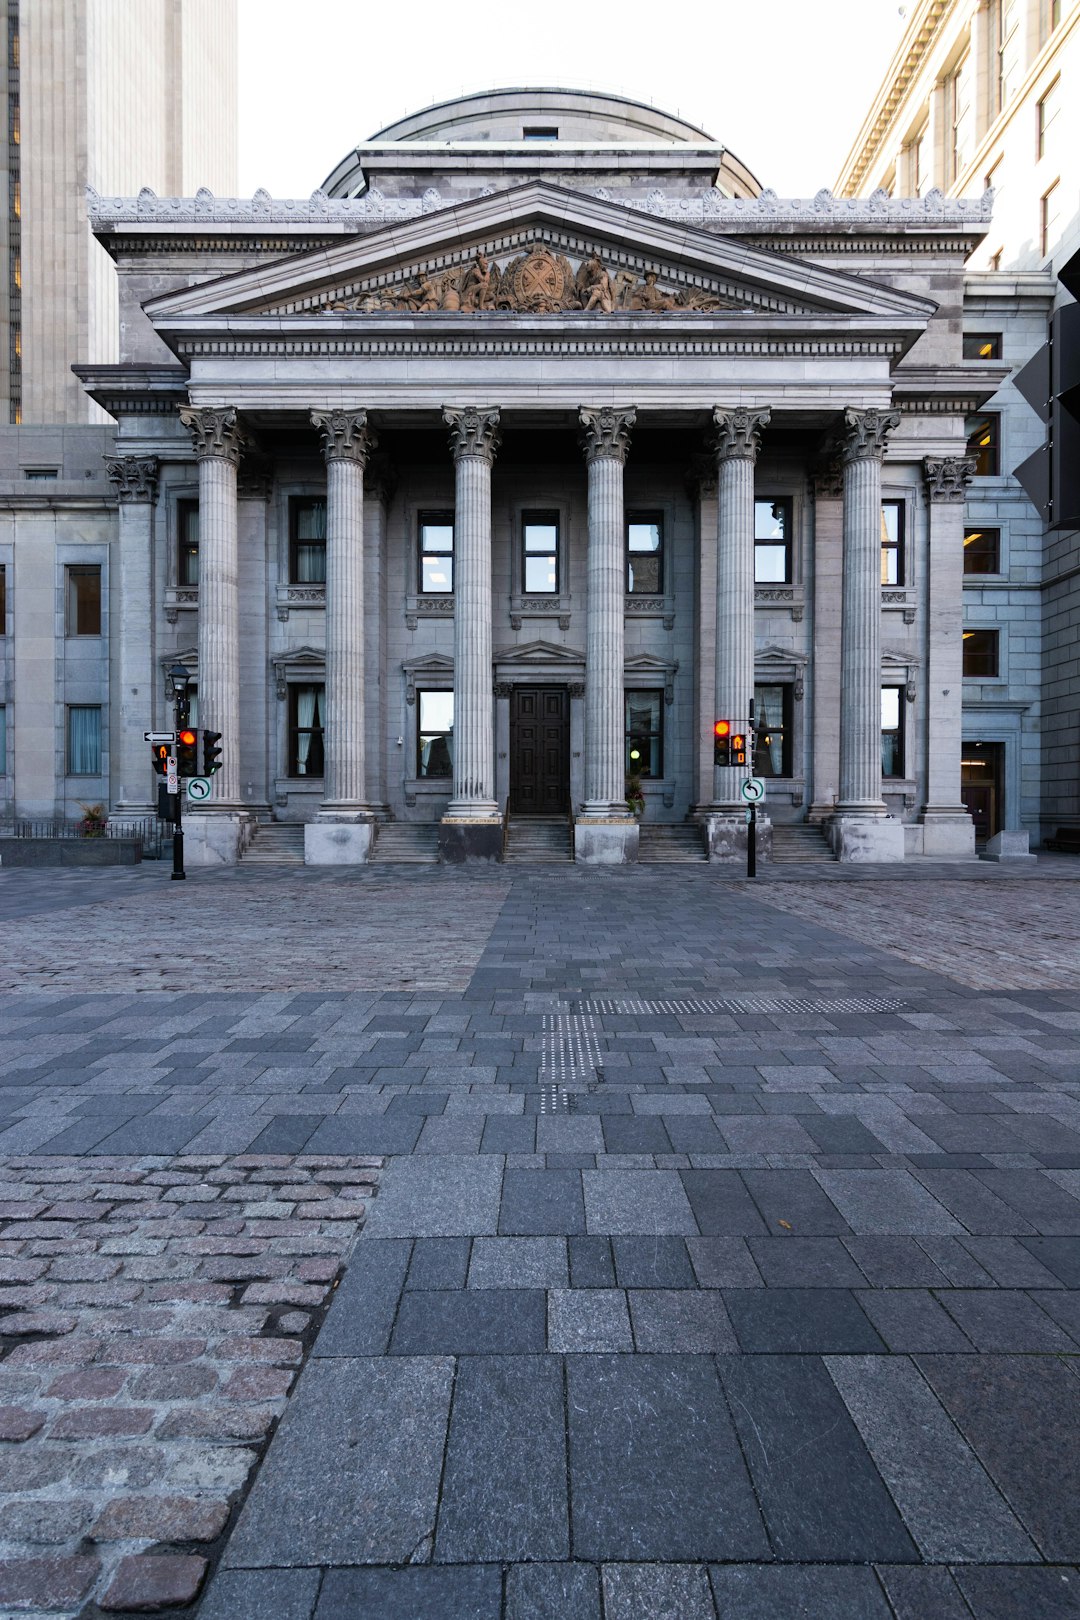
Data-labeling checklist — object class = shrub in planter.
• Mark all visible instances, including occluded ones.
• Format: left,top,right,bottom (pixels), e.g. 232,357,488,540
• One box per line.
78,802,108,838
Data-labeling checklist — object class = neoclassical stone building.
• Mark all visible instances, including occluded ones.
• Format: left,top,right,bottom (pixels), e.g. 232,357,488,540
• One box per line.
18,87,1009,863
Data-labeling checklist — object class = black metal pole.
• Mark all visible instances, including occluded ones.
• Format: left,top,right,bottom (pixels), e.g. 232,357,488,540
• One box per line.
171,695,186,882
748,801,757,879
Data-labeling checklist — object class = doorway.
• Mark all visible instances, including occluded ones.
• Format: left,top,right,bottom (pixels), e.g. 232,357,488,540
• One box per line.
509,686,570,814
961,741,1004,842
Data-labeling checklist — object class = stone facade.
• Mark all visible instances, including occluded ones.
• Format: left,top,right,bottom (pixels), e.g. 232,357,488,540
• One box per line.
1,88,1010,863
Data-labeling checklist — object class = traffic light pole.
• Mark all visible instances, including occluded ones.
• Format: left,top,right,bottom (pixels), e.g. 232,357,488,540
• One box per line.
747,699,757,880
171,698,187,883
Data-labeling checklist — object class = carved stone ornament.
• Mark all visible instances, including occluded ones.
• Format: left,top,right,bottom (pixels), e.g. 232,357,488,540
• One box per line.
711,406,771,463
493,682,513,698
105,454,158,502
841,407,900,465
579,406,636,465
810,456,844,499
311,408,378,465
685,453,717,498
443,406,501,465
178,405,246,465
569,682,586,698
924,455,977,502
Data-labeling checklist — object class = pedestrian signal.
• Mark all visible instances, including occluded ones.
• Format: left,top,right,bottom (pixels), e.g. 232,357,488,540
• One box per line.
151,743,170,777
176,727,199,777
731,733,747,766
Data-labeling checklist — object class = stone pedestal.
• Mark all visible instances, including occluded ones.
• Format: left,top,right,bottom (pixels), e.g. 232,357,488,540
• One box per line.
704,812,773,865
183,812,255,866
305,817,375,865
921,815,977,858
442,407,501,851
984,830,1035,863
830,814,906,863
574,817,639,865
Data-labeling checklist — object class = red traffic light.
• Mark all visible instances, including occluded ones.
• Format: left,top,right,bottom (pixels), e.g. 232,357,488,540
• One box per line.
178,728,197,747
714,720,731,738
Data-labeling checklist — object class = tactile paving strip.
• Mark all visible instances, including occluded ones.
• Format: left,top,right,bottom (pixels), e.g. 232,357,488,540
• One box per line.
580,994,907,1016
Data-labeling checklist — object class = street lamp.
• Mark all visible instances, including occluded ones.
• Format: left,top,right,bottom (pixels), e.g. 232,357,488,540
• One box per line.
166,661,190,881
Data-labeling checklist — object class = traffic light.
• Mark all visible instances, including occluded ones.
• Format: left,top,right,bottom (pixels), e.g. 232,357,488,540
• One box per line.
202,730,223,776
731,733,747,766
714,720,731,767
176,727,199,777
151,743,170,777
1014,258,1080,531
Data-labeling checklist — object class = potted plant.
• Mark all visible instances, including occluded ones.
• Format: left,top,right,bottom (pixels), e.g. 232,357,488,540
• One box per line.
78,802,108,838
625,774,645,818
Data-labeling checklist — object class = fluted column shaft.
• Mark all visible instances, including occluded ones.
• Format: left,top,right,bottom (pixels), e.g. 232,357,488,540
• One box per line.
179,408,243,807
838,407,899,812
106,457,158,814
580,407,635,815
311,410,376,813
923,456,977,816
444,408,500,819
712,408,770,807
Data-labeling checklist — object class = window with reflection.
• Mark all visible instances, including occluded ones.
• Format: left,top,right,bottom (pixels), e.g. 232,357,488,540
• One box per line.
963,629,1000,678
626,512,663,594
522,512,559,593
418,691,454,777
419,512,454,594
964,527,1001,574
963,333,1002,360
290,498,327,584
625,690,663,778
178,500,199,586
288,684,324,777
753,684,792,777
65,565,101,635
881,687,904,778
965,414,1000,476
880,501,905,586
754,499,792,583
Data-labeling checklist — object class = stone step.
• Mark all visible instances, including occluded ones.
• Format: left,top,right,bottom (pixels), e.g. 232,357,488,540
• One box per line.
504,817,573,862
638,824,707,862
241,824,306,865
370,824,440,863
770,823,835,863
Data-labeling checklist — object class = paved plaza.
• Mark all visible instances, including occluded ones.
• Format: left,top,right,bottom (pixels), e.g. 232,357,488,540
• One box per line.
3,861,1080,1617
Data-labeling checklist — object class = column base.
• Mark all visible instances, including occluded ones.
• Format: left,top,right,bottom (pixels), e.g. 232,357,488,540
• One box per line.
984,829,1035,863
919,809,976,860
438,816,502,864
305,812,375,866
574,815,638,865
703,812,773,865
182,812,255,867
829,814,905,863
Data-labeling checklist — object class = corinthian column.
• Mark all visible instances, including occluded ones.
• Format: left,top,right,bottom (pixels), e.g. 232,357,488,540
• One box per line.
440,407,501,860
921,455,978,857
310,409,376,815
579,407,635,815
712,406,770,809
105,456,158,816
178,406,244,807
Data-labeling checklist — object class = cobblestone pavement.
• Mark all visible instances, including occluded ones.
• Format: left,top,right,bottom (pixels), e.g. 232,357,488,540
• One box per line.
2,863,1080,1617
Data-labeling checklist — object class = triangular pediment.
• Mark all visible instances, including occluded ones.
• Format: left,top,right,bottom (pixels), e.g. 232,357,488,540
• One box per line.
145,181,936,331
494,639,585,667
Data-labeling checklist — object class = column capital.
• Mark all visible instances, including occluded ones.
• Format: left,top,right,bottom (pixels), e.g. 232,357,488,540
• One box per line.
924,454,977,502
443,406,501,465
578,406,636,465
710,406,771,463
841,406,900,465
311,408,378,465
104,454,158,502
179,405,245,465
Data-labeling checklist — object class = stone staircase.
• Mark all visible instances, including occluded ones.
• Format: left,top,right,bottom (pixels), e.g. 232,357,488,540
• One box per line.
769,822,836,864
241,822,306,865
370,822,440,863
504,816,574,863
637,823,708,863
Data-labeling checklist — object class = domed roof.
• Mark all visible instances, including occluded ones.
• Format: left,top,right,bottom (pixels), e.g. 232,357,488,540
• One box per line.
368,86,715,144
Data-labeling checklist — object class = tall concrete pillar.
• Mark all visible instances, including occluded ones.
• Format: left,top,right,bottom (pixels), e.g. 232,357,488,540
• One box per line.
105,455,158,816
807,461,844,823
576,406,638,864
365,455,395,820
921,455,978,858
306,409,377,865
440,407,502,862
704,406,771,863
833,406,905,862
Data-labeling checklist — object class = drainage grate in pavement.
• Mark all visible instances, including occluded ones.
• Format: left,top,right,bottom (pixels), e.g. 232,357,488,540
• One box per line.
581,994,907,1016
541,1012,604,1081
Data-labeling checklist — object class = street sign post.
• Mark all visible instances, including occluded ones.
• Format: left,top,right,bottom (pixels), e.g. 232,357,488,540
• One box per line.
165,756,178,795
740,777,765,804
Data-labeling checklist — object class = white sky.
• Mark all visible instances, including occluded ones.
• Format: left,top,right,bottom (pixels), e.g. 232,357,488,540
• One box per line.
237,0,909,198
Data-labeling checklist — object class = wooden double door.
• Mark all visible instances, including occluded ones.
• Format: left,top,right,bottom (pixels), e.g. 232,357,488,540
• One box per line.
509,686,570,814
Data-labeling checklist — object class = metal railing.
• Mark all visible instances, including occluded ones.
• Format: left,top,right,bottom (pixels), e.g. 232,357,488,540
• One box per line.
10,816,170,859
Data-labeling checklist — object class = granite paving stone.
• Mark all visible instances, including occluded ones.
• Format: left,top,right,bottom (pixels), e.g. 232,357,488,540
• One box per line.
723,1287,886,1353
854,1287,976,1351
364,1155,502,1237
874,1565,977,1620
547,1288,633,1352
709,1564,894,1619
314,1566,503,1619
389,1287,547,1354
504,1562,601,1620
951,1566,1080,1619
602,1562,717,1620
499,1167,585,1234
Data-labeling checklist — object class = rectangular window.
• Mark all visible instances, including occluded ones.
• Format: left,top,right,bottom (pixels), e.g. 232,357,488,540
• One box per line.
523,126,558,139
65,565,101,635
1041,0,1062,42
419,511,454,594
290,497,327,585
0,703,6,773
950,53,974,182
998,0,1022,110
625,690,663,779
67,705,101,775
964,526,1001,574
418,690,453,777
522,511,559,594
881,687,905,779
23,467,56,481
178,500,199,586
963,333,1002,359
754,498,792,583
1041,181,1062,256
1038,79,1061,159
288,683,324,777
966,414,1000,476
754,684,792,778
626,512,663,594
963,628,1000,678
880,500,905,587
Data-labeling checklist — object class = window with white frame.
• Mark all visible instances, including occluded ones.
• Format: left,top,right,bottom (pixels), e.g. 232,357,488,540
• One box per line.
418,690,453,777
